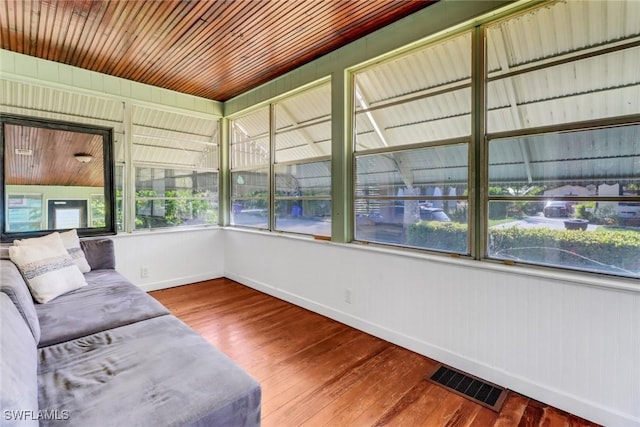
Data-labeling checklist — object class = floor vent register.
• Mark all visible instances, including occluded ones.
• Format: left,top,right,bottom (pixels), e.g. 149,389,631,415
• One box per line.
428,365,508,412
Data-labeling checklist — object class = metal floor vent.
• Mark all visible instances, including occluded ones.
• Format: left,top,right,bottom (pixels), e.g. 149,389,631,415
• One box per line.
428,365,508,412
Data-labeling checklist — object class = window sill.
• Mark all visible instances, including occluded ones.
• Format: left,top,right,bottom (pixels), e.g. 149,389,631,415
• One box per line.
114,224,222,238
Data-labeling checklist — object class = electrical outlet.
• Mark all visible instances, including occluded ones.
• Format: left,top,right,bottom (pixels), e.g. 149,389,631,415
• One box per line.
140,266,149,278
345,288,352,304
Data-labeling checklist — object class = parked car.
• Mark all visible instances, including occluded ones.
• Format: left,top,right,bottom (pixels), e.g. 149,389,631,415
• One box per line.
543,201,568,217
618,202,640,226
419,207,451,222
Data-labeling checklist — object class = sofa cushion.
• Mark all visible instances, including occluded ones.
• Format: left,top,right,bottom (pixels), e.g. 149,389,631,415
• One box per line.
38,315,261,427
1,293,39,427
80,238,115,270
9,232,87,303
0,260,41,343
35,269,170,347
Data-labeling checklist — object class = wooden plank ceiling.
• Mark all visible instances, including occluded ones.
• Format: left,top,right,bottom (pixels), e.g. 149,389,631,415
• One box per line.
4,124,104,187
0,0,435,102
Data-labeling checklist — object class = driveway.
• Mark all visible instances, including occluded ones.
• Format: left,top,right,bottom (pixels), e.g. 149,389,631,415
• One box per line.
491,214,598,231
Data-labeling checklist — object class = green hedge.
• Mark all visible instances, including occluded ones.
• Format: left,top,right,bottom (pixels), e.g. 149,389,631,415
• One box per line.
489,227,640,273
406,221,468,252
407,222,640,275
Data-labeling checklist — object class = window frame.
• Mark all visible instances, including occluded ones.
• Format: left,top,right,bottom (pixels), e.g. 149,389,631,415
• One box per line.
229,81,333,236
273,156,332,237
126,105,221,232
479,1,640,278
0,114,116,241
352,139,472,254
350,31,474,255
484,117,640,278
132,166,219,231
229,105,272,230
341,2,640,279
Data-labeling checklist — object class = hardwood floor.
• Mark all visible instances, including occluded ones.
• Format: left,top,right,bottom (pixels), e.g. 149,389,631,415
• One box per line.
150,279,600,427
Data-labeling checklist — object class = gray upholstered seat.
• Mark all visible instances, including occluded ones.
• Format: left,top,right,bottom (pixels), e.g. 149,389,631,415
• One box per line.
35,269,169,347
38,314,261,427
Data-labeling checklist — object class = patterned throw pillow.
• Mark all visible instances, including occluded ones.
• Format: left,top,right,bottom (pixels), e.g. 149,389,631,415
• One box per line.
60,229,91,273
14,229,91,273
9,232,87,304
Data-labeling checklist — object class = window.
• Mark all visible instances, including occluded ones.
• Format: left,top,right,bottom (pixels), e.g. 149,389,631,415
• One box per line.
353,32,471,253
230,107,270,229
274,84,332,236
91,194,106,227
355,145,469,252
230,82,332,235
6,194,42,232
274,160,331,236
485,1,640,278
115,165,124,231
134,168,217,229
487,124,640,278
131,106,219,230
485,2,640,133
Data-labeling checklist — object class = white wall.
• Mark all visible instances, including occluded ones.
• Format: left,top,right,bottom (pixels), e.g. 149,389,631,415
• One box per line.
111,227,225,292
224,228,640,427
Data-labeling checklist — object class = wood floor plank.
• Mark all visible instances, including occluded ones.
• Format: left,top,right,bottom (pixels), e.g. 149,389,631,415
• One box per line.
150,279,602,427
442,398,487,427
285,346,397,426
539,406,571,427
518,399,546,427
306,347,436,426
467,406,499,427
262,330,388,424
374,379,443,426
386,386,488,427
494,392,530,426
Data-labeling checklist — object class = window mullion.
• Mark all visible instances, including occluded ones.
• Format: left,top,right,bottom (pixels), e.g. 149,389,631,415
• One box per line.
331,70,353,243
269,104,276,232
219,118,230,226
472,25,488,260
124,101,135,233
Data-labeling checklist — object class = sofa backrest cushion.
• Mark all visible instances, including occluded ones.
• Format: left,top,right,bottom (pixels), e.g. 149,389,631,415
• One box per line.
0,293,39,426
0,244,9,260
0,260,41,343
80,238,115,270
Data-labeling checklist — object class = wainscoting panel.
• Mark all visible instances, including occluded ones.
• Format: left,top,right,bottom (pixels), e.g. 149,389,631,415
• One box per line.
113,227,225,292
224,228,640,427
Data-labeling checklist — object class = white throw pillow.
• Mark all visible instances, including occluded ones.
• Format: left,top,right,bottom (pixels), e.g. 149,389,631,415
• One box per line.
15,229,91,273
60,229,91,273
9,232,87,303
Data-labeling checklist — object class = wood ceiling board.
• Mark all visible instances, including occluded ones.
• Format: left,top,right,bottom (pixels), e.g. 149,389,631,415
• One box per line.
0,0,434,101
4,124,104,187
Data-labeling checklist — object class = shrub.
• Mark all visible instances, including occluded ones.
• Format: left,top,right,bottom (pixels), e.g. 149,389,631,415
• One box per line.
574,202,594,220
593,205,619,225
406,221,468,252
408,221,639,275
489,226,640,274
448,205,468,222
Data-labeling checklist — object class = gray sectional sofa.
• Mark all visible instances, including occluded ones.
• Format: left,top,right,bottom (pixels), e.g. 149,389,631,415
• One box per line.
1,238,261,426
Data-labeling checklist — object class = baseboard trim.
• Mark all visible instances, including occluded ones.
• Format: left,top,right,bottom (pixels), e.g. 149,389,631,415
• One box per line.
225,271,640,427
137,272,224,292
